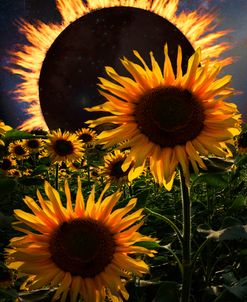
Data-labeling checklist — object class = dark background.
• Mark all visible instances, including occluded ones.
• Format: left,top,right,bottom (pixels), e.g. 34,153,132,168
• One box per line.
0,0,246,128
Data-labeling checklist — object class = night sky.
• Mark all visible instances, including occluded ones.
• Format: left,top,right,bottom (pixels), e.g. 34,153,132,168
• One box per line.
0,0,246,128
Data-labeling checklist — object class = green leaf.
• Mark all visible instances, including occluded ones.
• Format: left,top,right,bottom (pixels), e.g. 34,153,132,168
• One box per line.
193,172,228,188
18,288,56,302
213,290,241,302
200,157,234,173
0,176,17,196
0,288,18,299
224,277,247,300
153,281,180,302
221,216,242,228
206,224,247,241
30,165,48,176
134,241,160,250
200,286,219,302
18,177,44,186
230,195,247,209
38,156,51,166
3,129,34,140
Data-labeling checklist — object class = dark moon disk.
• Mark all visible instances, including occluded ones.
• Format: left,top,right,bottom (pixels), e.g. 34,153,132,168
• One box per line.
39,6,195,131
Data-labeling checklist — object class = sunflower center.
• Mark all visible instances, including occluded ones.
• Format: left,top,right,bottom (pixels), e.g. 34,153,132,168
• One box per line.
53,139,74,156
14,146,25,156
110,159,128,178
134,86,205,147
79,133,93,143
49,218,116,277
27,139,40,149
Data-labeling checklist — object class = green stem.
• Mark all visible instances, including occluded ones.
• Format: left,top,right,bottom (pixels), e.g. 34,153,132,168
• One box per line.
145,207,183,247
85,152,91,187
179,166,192,302
128,184,133,196
191,238,210,274
160,245,183,275
55,163,59,190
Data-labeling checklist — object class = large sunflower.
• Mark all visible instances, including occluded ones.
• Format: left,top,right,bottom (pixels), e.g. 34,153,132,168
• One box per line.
6,179,155,302
46,129,84,164
102,150,135,186
87,46,241,189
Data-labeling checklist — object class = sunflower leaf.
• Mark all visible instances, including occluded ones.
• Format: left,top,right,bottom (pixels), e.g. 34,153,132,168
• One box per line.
18,177,43,186
199,224,247,241
0,177,17,196
192,172,228,188
3,129,34,140
30,165,48,176
134,241,160,250
18,288,56,302
153,281,180,302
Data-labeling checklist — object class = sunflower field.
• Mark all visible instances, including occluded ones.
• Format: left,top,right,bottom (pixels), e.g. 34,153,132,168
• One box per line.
0,112,247,302
0,1,247,301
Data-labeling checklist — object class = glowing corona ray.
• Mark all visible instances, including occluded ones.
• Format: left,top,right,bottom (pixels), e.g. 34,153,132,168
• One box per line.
7,0,233,131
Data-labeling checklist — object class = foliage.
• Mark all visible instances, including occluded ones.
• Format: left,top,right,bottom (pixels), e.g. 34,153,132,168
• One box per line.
0,126,247,302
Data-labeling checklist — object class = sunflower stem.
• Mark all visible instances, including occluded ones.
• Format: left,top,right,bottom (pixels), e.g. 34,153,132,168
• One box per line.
55,163,59,190
145,207,183,247
85,152,91,187
179,166,192,302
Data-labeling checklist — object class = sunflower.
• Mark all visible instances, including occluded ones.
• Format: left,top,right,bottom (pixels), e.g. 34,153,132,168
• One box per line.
89,166,102,182
87,46,241,189
68,159,87,172
8,141,29,160
102,150,136,185
6,179,155,302
236,132,247,155
0,121,12,145
76,128,97,147
0,157,17,172
24,138,43,153
0,121,12,135
46,129,84,164
8,169,21,177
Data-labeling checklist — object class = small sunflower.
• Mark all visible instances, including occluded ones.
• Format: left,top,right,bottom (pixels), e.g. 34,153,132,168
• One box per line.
87,46,241,189
68,159,87,172
0,157,17,172
22,168,33,177
58,168,71,180
75,128,97,147
236,132,247,154
46,129,84,164
8,169,21,177
0,121,12,146
8,141,29,160
24,138,43,153
0,121,12,135
6,179,155,302
102,150,135,185
89,166,102,182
